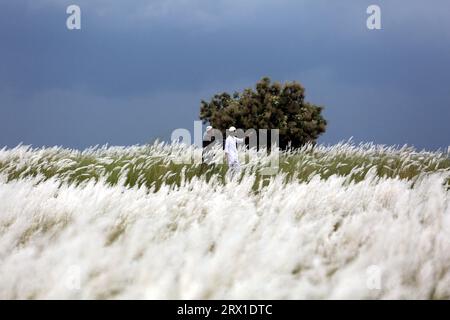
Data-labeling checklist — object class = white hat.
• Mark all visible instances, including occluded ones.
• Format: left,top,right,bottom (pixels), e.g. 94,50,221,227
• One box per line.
206,125,212,131
229,126,236,132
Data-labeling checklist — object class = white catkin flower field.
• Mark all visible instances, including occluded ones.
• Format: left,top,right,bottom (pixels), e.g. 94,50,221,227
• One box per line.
0,142,449,299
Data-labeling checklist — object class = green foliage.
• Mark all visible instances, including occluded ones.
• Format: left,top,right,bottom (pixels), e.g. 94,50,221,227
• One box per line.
1,143,449,193
200,77,327,149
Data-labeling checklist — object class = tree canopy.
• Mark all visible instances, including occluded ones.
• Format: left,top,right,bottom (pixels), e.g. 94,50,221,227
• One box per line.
200,77,327,149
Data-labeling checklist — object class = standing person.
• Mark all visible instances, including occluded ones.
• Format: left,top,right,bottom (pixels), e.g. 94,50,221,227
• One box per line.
203,125,213,142
202,126,215,164
224,126,244,178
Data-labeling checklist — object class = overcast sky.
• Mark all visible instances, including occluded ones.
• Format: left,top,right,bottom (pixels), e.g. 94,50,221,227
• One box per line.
1,0,449,150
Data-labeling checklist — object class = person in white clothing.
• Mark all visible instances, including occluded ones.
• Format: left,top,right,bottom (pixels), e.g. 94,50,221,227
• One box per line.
224,126,245,178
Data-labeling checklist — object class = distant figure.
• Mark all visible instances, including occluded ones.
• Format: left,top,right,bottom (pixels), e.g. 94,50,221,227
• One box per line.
202,126,215,164
224,126,245,178
203,126,213,143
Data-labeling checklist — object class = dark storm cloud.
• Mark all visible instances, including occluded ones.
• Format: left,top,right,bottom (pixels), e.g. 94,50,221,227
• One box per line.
0,0,449,149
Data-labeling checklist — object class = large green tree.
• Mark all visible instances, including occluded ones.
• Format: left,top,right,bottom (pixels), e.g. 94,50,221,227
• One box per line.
200,77,327,149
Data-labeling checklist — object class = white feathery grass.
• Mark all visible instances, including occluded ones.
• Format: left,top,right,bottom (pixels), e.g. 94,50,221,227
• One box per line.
0,141,449,299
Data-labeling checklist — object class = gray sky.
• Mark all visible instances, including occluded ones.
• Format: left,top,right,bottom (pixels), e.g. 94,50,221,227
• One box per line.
1,0,449,150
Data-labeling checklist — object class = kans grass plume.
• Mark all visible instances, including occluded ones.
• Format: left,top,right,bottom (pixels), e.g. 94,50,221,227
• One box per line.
0,142,449,299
